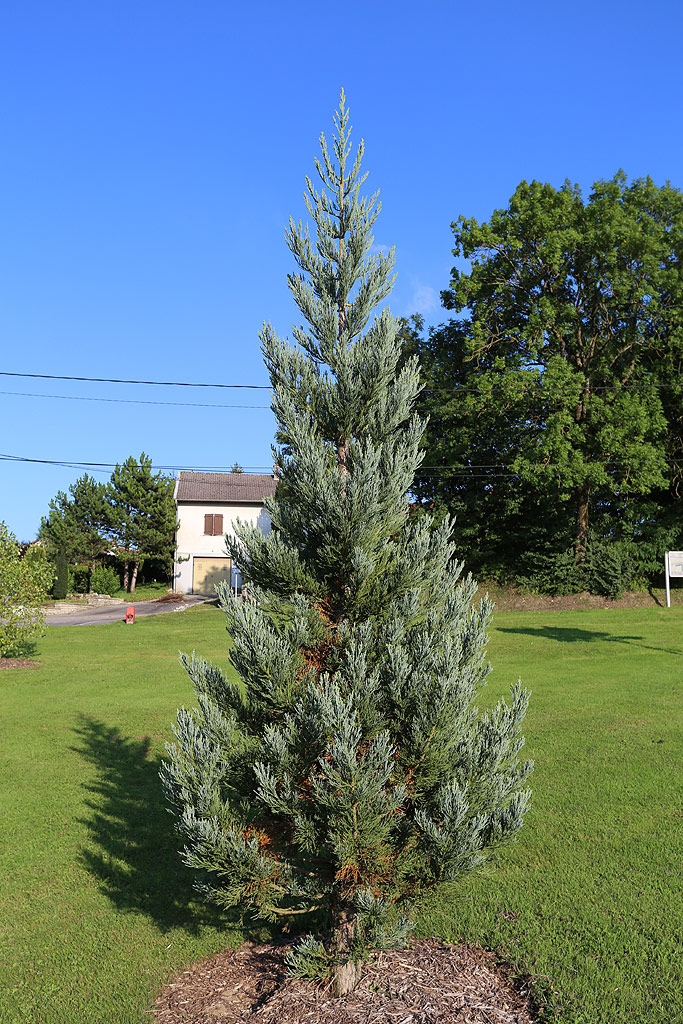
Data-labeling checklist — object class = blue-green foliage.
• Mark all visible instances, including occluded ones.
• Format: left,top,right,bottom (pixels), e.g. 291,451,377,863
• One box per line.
161,95,532,984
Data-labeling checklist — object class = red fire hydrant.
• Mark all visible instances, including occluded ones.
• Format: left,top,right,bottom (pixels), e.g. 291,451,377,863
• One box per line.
126,606,135,624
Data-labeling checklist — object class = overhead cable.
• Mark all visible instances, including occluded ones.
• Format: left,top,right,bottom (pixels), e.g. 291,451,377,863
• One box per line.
0,390,271,410
2,369,682,395
0,370,271,389
1,451,679,475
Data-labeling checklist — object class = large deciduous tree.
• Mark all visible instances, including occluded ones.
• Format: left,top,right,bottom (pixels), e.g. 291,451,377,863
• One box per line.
412,173,683,566
162,96,532,995
400,314,570,578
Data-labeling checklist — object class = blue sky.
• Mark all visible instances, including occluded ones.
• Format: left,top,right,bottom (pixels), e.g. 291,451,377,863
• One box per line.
2,0,683,540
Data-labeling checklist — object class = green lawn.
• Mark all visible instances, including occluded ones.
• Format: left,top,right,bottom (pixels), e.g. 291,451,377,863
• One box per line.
1,604,681,1023
111,582,173,602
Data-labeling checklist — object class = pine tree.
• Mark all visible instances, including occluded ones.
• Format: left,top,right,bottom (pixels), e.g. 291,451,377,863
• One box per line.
40,474,109,570
106,453,177,592
162,95,532,995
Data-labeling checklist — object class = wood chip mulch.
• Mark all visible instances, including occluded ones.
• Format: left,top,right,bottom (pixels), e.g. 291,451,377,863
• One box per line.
151,939,537,1024
0,658,41,670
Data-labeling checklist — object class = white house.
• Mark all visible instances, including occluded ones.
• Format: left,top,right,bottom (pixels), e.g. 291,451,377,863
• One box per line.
173,471,277,595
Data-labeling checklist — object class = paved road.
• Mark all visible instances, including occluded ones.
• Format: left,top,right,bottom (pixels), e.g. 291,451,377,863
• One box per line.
46,595,213,626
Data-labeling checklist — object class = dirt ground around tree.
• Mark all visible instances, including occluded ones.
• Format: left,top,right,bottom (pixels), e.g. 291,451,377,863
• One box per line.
151,939,539,1024
0,658,41,669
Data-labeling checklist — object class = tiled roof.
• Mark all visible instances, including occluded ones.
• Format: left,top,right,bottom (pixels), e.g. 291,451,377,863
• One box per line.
176,472,277,503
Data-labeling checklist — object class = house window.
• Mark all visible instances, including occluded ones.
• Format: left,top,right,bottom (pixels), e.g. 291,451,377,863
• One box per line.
204,514,224,536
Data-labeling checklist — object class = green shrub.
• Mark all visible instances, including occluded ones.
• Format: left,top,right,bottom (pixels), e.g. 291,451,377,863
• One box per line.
583,536,638,599
53,549,68,600
518,548,584,596
0,523,53,655
90,565,121,596
70,566,91,594
518,537,640,599
24,546,55,592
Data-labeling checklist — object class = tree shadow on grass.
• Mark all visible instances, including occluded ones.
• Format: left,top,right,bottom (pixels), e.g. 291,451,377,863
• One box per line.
2,637,39,659
72,715,265,938
496,625,683,655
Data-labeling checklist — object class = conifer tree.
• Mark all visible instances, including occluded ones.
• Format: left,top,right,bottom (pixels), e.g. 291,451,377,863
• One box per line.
40,473,109,569
54,547,68,600
106,453,177,592
162,95,532,995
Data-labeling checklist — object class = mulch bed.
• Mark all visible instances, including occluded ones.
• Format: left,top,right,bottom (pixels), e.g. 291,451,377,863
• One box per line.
0,658,41,670
154,593,188,604
151,939,537,1024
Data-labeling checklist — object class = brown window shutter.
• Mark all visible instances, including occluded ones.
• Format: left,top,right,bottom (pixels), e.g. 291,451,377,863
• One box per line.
215,514,223,535
204,514,212,535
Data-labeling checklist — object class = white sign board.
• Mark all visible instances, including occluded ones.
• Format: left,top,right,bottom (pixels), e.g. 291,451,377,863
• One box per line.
668,552,683,577
664,551,683,607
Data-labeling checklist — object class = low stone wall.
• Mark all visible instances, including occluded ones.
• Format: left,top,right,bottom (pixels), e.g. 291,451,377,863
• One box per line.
46,594,126,615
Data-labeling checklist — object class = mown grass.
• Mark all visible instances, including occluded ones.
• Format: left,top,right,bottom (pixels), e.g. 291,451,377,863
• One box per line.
424,610,683,1022
111,582,172,602
1,604,681,1023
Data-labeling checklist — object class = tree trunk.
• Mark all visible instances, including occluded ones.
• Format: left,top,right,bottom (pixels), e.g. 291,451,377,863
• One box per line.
130,561,139,594
573,374,591,564
337,438,350,497
123,562,130,592
331,907,361,996
575,485,590,563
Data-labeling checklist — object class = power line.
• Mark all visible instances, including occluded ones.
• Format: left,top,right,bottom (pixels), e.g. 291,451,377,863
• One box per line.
0,454,274,474
2,368,682,396
0,389,628,437
0,385,675,423
0,370,271,389
2,451,680,475
424,379,683,394
0,387,614,418
0,390,271,410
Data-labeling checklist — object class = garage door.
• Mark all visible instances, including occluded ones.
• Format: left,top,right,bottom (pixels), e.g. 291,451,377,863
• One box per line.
192,556,231,596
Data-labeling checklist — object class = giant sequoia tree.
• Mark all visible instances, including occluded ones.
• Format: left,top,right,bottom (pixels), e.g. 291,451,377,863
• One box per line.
412,174,683,566
162,96,531,994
